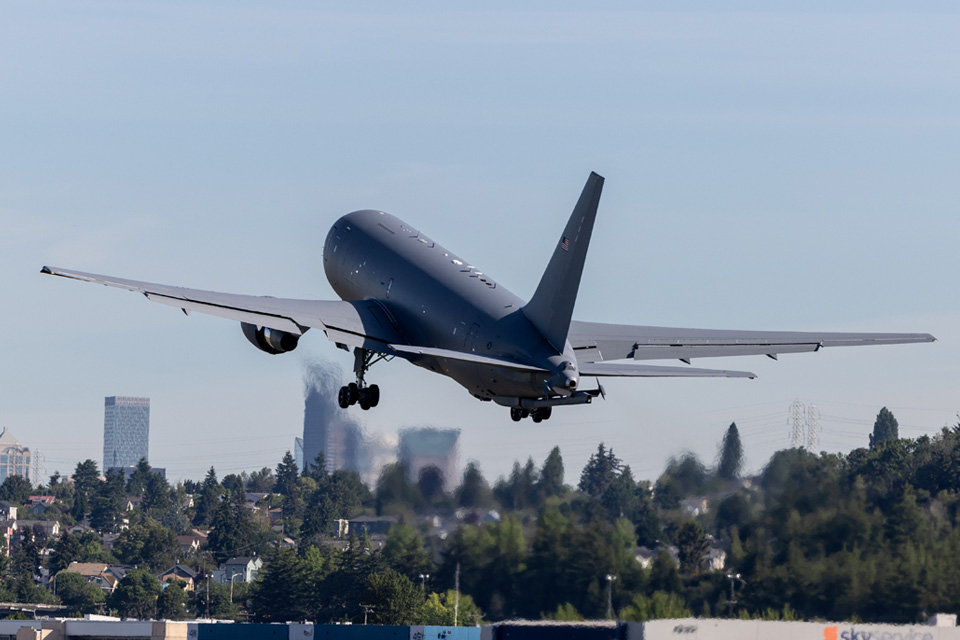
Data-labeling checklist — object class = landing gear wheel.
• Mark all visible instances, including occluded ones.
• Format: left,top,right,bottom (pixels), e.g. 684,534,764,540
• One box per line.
359,394,371,410
347,382,360,405
368,384,380,408
337,386,351,409
510,408,522,422
540,407,552,421
532,413,543,423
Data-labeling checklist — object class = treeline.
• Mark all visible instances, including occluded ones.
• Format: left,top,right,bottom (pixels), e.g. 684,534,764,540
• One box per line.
4,408,960,624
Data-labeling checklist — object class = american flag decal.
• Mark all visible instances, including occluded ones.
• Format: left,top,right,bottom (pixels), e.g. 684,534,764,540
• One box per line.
560,236,570,252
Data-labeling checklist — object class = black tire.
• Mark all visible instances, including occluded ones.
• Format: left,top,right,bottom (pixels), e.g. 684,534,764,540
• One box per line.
368,384,380,407
541,407,552,420
510,408,522,422
337,386,350,409
532,413,542,423
348,382,360,405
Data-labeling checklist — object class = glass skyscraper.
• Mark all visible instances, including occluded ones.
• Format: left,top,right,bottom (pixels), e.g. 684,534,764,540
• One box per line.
0,428,31,484
102,396,150,471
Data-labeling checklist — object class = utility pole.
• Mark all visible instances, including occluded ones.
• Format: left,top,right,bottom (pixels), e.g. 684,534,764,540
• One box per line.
360,603,375,625
454,563,460,627
206,574,210,619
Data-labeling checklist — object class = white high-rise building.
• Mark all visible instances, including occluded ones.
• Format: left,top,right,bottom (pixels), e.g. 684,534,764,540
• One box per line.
103,396,150,471
0,428,31,484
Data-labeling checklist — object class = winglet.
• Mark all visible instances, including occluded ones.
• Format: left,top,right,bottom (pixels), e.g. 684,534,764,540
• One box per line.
522,172,604,351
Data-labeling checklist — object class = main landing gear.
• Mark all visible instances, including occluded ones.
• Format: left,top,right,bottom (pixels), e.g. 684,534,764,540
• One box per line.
338,348,384,411
510,406,552,423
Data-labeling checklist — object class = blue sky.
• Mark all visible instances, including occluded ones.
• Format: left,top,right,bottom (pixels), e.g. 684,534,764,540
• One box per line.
2,2,957,485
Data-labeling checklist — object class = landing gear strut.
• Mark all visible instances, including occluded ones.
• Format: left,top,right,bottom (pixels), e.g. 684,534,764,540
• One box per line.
510,406,552,422
337,348,385,411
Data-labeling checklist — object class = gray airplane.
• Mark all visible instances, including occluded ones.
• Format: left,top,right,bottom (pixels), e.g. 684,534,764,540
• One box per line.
42,173,935,422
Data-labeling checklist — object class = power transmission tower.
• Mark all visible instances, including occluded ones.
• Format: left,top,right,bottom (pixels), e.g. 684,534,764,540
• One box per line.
806,404,820,451
789,399,806,448
32,450,46,486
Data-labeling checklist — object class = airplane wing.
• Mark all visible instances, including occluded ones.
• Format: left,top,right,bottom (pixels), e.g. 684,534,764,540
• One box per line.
579,362,755,378
568,320,936,364
40,266,407,351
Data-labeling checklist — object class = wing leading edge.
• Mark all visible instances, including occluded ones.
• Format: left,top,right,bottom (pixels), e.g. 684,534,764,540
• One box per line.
569,320,936,364
40,266,405,351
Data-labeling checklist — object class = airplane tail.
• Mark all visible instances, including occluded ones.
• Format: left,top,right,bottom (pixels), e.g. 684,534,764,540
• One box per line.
521,172,604,351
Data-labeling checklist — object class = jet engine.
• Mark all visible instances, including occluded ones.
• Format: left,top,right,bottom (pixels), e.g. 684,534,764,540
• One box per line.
241,322,300,355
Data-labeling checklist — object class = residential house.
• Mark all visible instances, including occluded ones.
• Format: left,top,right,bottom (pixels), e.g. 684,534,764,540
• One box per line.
634,544,680,569
217,556,263,584
15,520,60,539
0,501,17,520
156,565,198,591
61,562,127,593
27,496,55,507
176,534,202,557
347,515,397,537
705,546,727,571
680,496,710,517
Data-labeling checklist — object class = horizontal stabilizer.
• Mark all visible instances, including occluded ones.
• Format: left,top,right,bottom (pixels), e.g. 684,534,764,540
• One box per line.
389,344,549,372
579,362,756,378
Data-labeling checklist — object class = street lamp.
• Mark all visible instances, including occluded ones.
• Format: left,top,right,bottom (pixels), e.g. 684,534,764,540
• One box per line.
230,572,240,604
605,574,617,619
726,573,746,617
418,573,430,592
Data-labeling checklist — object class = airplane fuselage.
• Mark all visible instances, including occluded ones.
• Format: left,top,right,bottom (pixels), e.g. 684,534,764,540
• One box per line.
322,210,579,403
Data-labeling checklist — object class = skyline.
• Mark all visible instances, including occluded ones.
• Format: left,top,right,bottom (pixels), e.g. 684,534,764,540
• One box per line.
2,2,957,485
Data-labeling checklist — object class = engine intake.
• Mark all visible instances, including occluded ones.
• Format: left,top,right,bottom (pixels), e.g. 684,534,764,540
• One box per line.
241,322,300,355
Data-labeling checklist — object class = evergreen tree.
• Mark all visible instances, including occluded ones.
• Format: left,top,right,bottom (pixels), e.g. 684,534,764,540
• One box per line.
870,407,900,449
539,446,565,499
251,547,307,621
417,465,446,505
676,520,709,575
275,451,300,498
193,467,221,527
156,581,189,619
71,459,101,522
717,422,744,480
456,461,493,508
579,443,621,497
0,474,32,504
113,517,179,571
125,458,152,497
90,468,125,533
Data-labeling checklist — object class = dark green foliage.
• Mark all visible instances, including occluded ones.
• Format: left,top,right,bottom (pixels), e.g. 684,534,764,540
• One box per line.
245,467,275,492
579,443,621,497
417,465,447,505
0,474,32,504
126,458,153,497
718,422,743,480
362,569,424,624
71,459,100,522
676,521,709,575
274,451,300,498
113,517,179,571
55,571,105,614
207,491,262,564
156,581,189,619
382,524,434,579
90,468,125,533
109,568,161,619
192,467,222,527
376,462,423,515
538,446,565,498
455,461,493,508
870,407,900,449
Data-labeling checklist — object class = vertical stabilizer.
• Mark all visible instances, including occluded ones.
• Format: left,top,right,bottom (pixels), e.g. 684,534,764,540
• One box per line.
522,172,604,351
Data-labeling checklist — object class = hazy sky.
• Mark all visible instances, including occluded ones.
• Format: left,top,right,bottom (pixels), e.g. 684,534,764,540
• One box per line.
2,2,958,487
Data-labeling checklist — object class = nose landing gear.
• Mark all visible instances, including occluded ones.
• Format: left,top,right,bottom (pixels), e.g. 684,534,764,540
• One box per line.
338,348,385,411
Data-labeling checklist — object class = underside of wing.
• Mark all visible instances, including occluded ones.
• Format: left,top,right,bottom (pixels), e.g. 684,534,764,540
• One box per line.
389,344,549,373
579,362,756,378
41,266,406,352
569,320,937,363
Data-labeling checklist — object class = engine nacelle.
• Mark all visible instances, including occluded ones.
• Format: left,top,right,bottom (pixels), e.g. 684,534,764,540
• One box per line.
241,322,300,355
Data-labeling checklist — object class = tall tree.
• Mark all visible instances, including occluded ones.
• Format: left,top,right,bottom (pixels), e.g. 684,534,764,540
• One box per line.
71,459,101,522
579,443,621,497
717,422,744,480
539,446,565,499
362,569,425,625
870,407,900,449
676,520,709,575
456,462,493,508
275,451,300,498
0,474,32,504
193,466,221,527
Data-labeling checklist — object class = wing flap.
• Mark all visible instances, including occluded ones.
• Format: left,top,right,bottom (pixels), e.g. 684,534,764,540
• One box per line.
579,362,756,378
